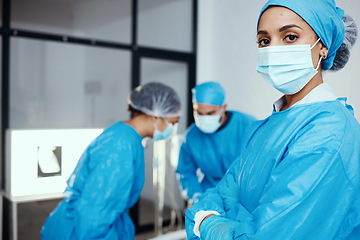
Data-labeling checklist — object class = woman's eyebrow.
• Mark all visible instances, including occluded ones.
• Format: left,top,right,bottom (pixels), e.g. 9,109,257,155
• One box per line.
279,24,303,32
257,30,268,35
257,24,302,35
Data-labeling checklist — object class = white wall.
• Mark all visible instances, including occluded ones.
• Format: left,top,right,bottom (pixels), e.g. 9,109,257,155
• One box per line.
198,0,360,121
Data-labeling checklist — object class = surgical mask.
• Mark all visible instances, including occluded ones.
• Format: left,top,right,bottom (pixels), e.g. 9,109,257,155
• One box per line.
153,119,174,141
194,111,223,134
256,39,322,95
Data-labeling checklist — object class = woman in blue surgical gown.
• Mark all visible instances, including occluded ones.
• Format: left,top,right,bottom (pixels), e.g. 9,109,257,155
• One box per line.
41,82,181,240
185,0,360,239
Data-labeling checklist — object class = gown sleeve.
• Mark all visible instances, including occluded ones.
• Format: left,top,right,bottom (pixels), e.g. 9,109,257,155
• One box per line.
185,157,254,240
185,113,360,239
73,137,136,239
176,138,205,202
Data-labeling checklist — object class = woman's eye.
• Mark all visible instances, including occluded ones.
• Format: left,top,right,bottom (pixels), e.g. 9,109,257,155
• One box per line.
257,39,270,46
285,35,298,42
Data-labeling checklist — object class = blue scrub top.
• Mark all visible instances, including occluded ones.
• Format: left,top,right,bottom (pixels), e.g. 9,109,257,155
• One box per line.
176,111,256,201
186,99,360,239
41,121,144,240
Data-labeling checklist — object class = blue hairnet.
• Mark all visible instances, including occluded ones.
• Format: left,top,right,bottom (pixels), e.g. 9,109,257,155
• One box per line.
258,0,345,70
192,82,225,106
128,82,181,117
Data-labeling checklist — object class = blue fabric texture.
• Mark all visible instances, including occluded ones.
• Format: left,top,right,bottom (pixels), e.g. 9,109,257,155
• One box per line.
193,82,226,106
258,0,345,70
186,99,360,239
176,111,256,201
41,121,144,240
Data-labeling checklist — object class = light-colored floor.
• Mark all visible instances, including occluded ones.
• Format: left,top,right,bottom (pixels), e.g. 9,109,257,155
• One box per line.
4,198,184,240
135,231,158,240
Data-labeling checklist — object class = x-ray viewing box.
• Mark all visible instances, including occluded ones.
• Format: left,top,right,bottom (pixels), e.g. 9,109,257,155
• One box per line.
5,129,103,198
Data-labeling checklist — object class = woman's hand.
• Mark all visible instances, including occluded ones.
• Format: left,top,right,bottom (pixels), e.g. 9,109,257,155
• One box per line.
199,214,216,231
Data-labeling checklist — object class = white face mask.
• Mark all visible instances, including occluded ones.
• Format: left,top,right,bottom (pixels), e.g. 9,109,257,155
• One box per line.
256,38,322,95
194,111,223,134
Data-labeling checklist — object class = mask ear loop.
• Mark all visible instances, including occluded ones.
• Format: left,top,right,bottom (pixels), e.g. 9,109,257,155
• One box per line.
163,117,170,125
153,119,159,132
162,117,172,130
310,38,323,71
315,56,323,70
218,107,225,124
153,117,164,132
310,38,321,50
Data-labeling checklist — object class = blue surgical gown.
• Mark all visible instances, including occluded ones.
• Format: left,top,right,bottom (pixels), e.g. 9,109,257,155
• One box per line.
176,111,256,201
185,99,360,239
41,121,144,240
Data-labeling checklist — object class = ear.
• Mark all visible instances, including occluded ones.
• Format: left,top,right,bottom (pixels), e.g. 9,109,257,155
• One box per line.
223,104,228,112
150,116,158,133
320,44,328,59
149,115,159,127
153,116,166,126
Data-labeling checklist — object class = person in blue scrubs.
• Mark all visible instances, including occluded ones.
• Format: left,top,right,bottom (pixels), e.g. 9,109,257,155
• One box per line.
176,82,255,204
185,1,360,239
41,82,181,240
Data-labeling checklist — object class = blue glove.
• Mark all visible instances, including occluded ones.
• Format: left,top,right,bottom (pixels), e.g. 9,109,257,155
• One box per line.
200,215,254,240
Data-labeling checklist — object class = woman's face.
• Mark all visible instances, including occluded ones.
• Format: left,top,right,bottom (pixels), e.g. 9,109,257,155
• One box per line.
155,116,180,132
257,6,327,68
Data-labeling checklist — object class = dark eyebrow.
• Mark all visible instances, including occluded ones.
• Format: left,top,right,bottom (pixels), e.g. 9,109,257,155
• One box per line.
279,24,302,32
257,30,268,35
257,24,302,35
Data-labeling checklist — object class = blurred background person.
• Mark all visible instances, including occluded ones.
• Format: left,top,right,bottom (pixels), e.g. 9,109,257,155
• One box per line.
41,82,181,240
176,81,256,205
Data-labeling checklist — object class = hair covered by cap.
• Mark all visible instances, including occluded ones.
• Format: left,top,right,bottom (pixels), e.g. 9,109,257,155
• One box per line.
330,14,358,71
128,82,181,117
192,81,225,106
258,0,345,70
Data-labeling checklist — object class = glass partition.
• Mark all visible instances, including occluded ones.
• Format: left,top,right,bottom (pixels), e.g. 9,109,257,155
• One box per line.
139,57,188,228
11,0,131,43
138,0,193,52
10,37,131,129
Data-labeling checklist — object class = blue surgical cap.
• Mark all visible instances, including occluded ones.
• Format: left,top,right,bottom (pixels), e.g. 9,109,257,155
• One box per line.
192,82,225,106
258,0,345,70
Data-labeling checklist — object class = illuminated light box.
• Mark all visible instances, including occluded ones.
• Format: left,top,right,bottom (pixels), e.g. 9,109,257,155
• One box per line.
6,129,103,198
